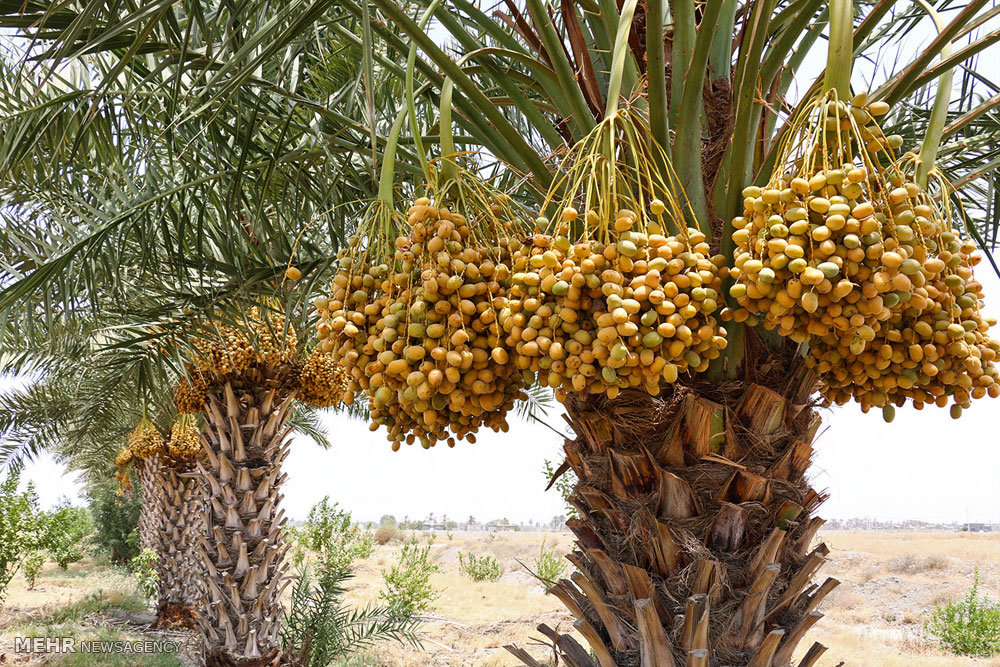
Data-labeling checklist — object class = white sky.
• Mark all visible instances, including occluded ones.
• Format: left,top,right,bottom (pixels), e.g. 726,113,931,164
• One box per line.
5,9,1000,525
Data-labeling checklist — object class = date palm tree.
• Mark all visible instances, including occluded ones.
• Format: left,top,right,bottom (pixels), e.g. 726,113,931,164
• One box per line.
0,3,383,661
2,0,999,664
307,1,997,663
0,313,331,634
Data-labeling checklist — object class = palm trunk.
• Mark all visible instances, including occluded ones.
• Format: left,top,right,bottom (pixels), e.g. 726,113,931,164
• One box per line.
514,353,835,666
136,457,163,554
195,370,296,667
154,464,205,629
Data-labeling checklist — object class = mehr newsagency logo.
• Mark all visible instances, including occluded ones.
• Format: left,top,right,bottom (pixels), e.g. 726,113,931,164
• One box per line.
13,636,181,654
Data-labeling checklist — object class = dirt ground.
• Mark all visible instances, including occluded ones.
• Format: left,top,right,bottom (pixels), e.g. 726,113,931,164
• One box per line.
1,530,998,665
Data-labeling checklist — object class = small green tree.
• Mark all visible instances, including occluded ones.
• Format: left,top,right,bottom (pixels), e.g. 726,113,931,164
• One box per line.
927,568,1000,657
88,481,140,565
45,499,93,569
298,498,375,576
0,469,48,602
533,539,567,586
22,551,44,590
458,552,502,582
380,539,438,620
129,548,159,600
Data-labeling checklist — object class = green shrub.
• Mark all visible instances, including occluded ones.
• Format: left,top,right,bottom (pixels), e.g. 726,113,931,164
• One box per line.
533,539,566,586
458,552,502,582
926,568,1000,657
45,499,93,569
375,524,398,545
22,551,44,589
87,482,140,565
380,540,437,620
0,468,48,602
129,548,159,600
299,498,376,576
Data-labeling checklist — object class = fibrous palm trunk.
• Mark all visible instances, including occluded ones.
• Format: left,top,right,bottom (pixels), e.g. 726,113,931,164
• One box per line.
195,370,296,667
154,464,205,628
136,457,163,554
512,352,836,667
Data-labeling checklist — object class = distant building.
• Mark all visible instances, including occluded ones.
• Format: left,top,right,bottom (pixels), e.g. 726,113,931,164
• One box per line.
487,521,518,532
966,523,999,532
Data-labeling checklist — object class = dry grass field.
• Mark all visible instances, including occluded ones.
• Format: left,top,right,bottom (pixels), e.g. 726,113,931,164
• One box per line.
1,530,998,665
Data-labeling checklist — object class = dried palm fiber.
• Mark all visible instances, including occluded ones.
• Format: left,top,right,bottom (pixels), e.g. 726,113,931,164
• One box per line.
317,178,529,449
512,345,834,666
503,108,727,404
809,159,999,417
296,348,350,408
726,90,946,354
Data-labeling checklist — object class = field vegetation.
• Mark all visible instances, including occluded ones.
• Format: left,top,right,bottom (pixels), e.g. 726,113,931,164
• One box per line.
1,530,998,665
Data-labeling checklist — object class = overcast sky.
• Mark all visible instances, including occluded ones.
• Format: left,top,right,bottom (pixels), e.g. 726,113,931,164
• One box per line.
5,11,1000,525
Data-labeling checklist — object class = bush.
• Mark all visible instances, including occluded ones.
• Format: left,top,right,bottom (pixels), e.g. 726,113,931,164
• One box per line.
129,548,159,600
45,499,93,569
87,481,140,565
0,468,48,602
298,497,376,575
458,552,502,582
533,539,566,586
375,524,398,545
380,540,438,620
22,551,44,589
888,554,948,574
926,568,1000,657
